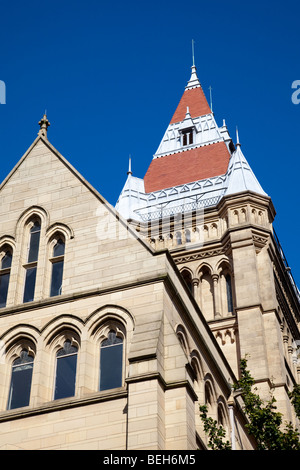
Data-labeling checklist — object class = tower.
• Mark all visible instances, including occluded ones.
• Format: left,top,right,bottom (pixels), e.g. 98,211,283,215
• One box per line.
116,62,300,424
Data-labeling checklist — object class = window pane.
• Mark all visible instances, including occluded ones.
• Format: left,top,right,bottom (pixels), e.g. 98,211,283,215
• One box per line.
23,267,37,303
1,251,12,269
53,239,65,257
0,272,10,307
100,342,123,391
54,342,77,400
54,354,77,400
50,261,64,297
7,352,34,410
28,223,41,263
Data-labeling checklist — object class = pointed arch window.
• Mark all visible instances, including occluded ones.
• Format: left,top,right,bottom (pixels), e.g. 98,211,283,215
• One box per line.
0,249,12,308
50,237,65,297
7,350,34,410
99,330,123,391
205,381,213,412
54,340,78,400
175,231,182,245
23,220,41,303
181,269,193,294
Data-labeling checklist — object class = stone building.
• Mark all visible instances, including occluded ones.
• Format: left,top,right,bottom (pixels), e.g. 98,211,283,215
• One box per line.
0,63,299,450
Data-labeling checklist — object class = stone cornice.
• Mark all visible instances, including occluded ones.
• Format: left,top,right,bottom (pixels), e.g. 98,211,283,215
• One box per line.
0,388,128,423
0,273,168,319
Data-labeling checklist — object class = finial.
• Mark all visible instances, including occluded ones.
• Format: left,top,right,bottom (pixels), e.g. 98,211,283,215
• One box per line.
38,112,50,139
192,39,195,66
209,86,213,112
236,127,241,147
127,155,132,175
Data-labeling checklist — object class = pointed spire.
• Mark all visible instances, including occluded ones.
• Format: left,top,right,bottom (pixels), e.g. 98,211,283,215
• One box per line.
225,142,267,197
38,112,50,139
185,64,201,90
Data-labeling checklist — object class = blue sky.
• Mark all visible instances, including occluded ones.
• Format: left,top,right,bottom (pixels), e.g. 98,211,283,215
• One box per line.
0,0,299,285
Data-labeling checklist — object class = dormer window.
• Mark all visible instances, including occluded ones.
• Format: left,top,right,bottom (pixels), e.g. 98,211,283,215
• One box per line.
182,130,194,146
179,107,195,147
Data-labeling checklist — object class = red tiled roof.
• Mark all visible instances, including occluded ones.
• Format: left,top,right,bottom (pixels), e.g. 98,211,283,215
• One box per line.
144,142,230,193
170,87,211,124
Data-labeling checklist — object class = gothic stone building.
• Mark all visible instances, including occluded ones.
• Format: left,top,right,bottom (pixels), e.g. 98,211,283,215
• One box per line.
0,64,299,450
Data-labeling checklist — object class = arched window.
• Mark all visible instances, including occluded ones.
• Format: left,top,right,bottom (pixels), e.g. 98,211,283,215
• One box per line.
185,229,191,243
0,249,12,308
54,340,78,400
225,274,233,313
205,382,213,411
200,266,214,320
50,237,65,297
217,403,225,426
181,269,193,294
175,232,182,245
23,220,41,303
99,330,123,391
7,349,34,410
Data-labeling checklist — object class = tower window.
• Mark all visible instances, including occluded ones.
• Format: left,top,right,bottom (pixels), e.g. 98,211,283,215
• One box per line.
23,220,41,303
99,330,123,391
7,350,34,410
0,250,12,308
54,340,78,400
50,238,65,297
226,274,233,313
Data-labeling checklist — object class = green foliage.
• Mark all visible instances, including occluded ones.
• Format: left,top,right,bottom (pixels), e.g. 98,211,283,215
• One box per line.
199,356,300,450
233,357,300,450
288,384,300,420
199,404,231,450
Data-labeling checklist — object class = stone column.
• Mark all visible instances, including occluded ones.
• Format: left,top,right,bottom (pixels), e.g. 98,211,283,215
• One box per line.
212,274,221,319
192,277,199,305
